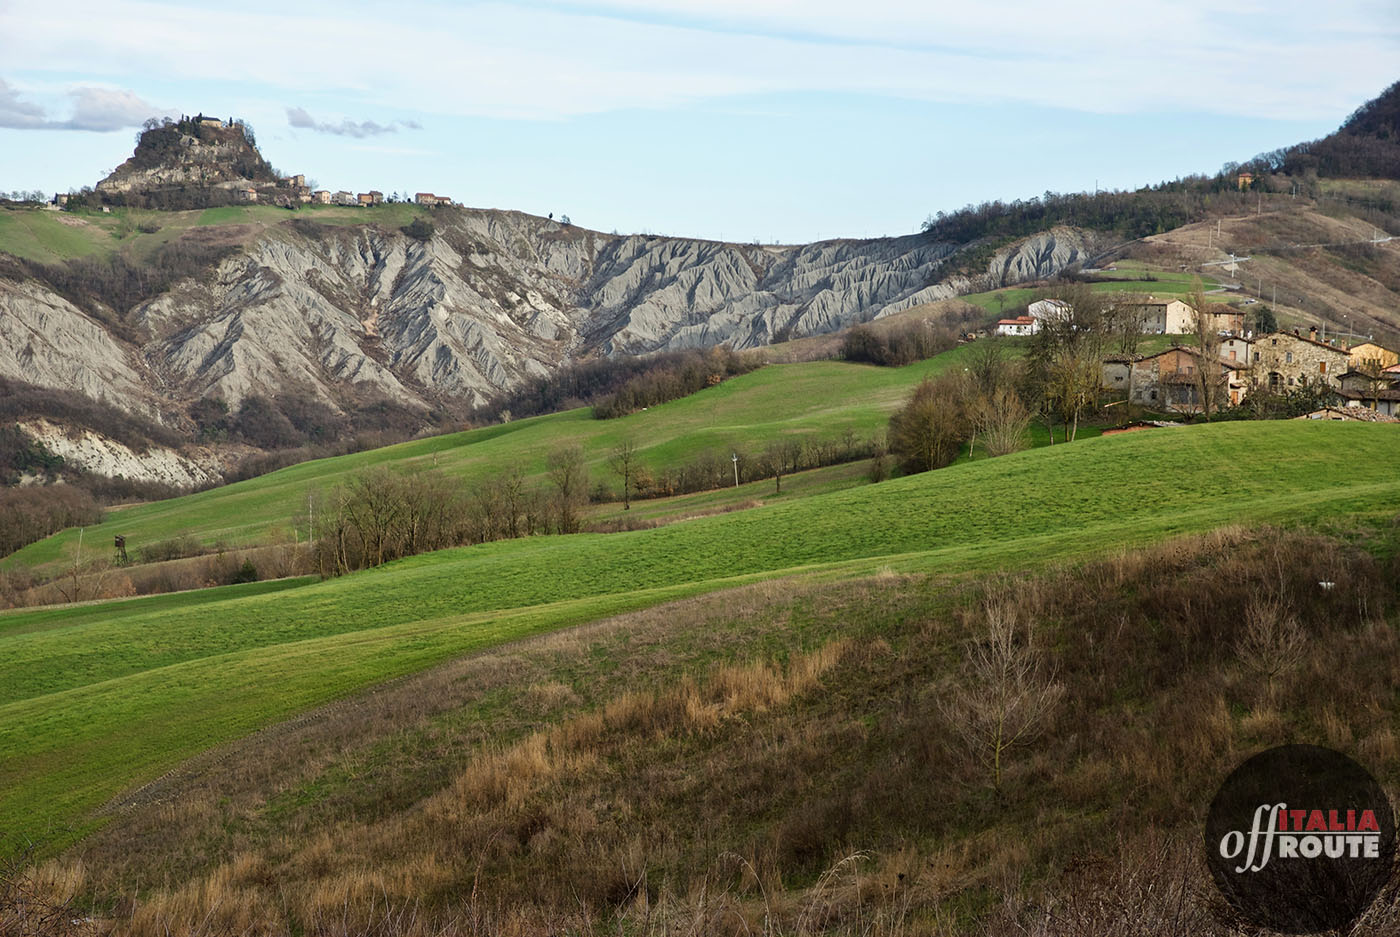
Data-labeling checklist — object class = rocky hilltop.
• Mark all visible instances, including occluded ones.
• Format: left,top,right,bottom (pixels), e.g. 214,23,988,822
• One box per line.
96,115,276,199
1,210,1099,422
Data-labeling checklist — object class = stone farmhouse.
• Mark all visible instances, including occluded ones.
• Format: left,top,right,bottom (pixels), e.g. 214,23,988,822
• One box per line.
1102,320,1400,415
1111,346,1242,413
1131,296,1194,334
1200,304,1245,335
1253,328,1349,392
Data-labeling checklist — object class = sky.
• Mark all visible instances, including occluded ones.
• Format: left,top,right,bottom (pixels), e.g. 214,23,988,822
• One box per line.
0,0,1396,243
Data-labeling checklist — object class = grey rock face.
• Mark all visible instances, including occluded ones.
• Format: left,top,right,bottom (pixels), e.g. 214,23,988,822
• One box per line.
1,211,1098,417
0,280,157,416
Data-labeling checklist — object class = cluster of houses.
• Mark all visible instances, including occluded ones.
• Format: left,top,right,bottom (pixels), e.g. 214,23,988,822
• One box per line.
1099,328,1400,413
238,174,457,210
995,296,1245,338
995,295,1400,418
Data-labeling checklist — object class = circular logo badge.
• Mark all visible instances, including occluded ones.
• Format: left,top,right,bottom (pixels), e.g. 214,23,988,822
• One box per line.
1205,744,1396,933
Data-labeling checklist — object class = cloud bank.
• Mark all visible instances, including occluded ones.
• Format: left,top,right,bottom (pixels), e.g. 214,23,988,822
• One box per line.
2,1,1395,123
286,106,422,138
0,78,169,131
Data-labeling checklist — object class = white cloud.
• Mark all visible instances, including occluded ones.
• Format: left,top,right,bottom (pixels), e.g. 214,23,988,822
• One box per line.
287,106,421,137
0,78,49,128
0,76,170,131
1,0,1394,123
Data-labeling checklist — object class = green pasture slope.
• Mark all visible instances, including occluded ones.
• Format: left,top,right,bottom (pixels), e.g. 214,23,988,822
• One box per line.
5,350,994,574
0,203,429,265
2,420,1398,850
958,268,1227,318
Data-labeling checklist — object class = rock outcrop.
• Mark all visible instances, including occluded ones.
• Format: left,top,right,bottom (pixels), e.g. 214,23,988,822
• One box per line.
19,419,222,488
0,280,156,416
97,116,275,196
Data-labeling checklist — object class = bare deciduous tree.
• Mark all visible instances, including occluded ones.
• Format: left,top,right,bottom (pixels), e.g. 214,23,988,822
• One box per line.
546,445,588,534
765,438,804,493
981,385,1033,457
1045,347,1101,442
609,439,639,510
1188,279,1224,420
54,527,111,604
942,593,1063,792
1235,597,1306,702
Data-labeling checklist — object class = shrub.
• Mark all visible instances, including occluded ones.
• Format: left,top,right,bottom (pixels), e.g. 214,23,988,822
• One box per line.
401,218,435,240
842,321,957,367
888,373,971,472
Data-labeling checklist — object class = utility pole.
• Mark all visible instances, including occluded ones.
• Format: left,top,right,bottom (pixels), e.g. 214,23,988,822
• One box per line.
731,452,739,487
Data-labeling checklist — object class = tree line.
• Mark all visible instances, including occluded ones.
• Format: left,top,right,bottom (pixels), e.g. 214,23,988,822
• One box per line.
479,346,760,423
315,427,885,574
313,453,591,575
592,346,758,418
921,183,1257,246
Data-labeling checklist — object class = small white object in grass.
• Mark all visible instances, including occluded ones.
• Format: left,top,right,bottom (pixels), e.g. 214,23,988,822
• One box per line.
1319,581,1336,590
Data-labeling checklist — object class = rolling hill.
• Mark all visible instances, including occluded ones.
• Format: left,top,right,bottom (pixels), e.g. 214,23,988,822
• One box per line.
1,349,989,575
2,418,1398,857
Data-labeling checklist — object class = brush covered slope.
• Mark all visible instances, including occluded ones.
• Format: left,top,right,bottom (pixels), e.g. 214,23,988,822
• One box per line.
1,419,1398,856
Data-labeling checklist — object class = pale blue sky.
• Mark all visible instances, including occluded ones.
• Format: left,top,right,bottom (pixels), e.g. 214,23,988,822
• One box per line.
0,0,1396,242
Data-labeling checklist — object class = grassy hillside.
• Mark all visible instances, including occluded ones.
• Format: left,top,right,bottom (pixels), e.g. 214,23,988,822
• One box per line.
2,420,1398,853
958,268,1224,318
0,203,428,265
4,350,995,574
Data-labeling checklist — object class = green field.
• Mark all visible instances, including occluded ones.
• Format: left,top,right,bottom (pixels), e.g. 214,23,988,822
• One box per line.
959,269,1224,318
0,203,429,265
5,351,999,574
2,420,1398,850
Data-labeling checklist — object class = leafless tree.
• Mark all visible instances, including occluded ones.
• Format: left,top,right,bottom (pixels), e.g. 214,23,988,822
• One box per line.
1045,347,1101,442
765,438,804,493
546,445,588,534
54,527,111,604
1188,280,1224,420
499,465,527,539
609,439,640,510
1354,355,1391,411
1103,292,1150,356
1235,597,1306,702
981,385,1033,457
1027,283,1111,442
942,592,1064,792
